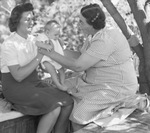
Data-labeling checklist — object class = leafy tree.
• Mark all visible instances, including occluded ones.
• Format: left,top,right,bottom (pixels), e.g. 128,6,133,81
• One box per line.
99,0,150,95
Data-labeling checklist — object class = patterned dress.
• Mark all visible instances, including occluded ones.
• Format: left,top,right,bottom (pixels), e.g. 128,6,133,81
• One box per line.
67,27,139,127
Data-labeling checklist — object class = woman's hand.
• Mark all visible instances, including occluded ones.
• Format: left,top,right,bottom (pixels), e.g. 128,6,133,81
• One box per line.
45,41,54,52
35,41,44,47
48,40,54,51
39,47,54,57
128,35,139,47
43,40,54,52
36,41,53,52
37,48,44,58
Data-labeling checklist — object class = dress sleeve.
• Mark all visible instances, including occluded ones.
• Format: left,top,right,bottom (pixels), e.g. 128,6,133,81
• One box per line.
85,32,115,60
2,41,19,66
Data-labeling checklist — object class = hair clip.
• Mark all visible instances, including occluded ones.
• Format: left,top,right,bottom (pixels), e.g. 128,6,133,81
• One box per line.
91,13,99,22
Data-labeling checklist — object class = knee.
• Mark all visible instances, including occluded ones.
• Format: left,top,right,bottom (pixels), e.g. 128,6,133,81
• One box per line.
51,107,61,117
62,104,73,114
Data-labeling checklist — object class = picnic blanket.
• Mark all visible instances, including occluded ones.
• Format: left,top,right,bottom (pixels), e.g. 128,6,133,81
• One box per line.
75,109,150,133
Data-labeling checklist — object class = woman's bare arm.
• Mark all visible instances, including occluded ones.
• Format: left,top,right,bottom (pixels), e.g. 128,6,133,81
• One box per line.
40,48,100,72
8,51,43,82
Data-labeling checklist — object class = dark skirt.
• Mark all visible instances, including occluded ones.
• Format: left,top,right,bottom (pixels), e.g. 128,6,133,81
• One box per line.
2,71,73,115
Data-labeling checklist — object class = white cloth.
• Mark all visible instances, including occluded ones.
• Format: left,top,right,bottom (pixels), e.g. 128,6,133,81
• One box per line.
36,33,64,70
1,33,37,73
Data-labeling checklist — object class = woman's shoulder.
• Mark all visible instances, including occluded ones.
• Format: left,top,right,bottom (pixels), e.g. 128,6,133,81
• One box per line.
92,27,116,42
107,27,122,36
1,33,19,53
2,33,16,45
103,27,122,39
95,27,124,42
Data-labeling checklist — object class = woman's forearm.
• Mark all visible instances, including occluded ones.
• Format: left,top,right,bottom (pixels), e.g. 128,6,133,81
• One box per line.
9,54,43,82
46,50,79,71
64,49,81,59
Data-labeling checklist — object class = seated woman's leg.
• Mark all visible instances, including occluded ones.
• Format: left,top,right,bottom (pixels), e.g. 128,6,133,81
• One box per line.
36,107,61,133
54,104,73,133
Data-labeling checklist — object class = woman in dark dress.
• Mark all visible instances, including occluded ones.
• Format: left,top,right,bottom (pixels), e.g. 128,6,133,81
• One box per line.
1,3,73,133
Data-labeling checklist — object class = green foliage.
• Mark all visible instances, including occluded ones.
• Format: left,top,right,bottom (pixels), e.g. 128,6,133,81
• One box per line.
32,0,105,50
0,0,145,49
32,0,88,50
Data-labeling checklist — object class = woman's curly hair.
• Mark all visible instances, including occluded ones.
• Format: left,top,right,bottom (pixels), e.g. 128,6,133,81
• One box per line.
81,4,106,30
9,3,34,32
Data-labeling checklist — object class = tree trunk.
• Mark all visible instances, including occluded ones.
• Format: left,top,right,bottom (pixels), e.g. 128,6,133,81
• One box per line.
101,0,150,94
127,0,150,94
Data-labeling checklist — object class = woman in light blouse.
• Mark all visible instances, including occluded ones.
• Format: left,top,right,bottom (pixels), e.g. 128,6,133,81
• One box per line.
1,3,73,133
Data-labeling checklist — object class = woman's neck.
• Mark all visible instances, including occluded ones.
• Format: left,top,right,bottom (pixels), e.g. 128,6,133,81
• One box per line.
16,30,28,39
91,29,100,37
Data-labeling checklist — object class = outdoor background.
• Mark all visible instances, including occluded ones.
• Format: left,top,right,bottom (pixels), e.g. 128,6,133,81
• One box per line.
0,0,142,76
0,0,140,49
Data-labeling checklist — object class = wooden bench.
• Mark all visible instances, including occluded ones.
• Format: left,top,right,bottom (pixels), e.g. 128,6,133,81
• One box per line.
0,111,39,133
0,49,78,133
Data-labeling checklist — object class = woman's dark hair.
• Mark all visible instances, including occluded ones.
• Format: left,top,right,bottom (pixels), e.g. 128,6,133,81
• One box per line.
81,3,106,30
9,3,34,32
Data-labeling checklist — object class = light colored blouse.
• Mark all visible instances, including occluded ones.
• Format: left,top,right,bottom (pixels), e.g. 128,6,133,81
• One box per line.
1,33,37,73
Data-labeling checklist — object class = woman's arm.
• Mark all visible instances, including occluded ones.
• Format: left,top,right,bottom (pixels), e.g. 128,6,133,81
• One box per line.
36,41,53,51
58,67,65,85
63,49,81,59
41,49,100,72
8,51,43,82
